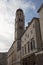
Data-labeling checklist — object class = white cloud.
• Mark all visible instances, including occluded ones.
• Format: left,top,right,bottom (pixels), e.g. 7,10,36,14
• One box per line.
6,0,36,13
0,0,36,52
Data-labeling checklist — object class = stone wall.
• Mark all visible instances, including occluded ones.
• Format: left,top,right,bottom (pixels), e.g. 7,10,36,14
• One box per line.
0,53,7,65
35,51,43,65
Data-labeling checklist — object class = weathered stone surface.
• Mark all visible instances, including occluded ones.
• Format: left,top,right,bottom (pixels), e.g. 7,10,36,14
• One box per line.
0,53,7,65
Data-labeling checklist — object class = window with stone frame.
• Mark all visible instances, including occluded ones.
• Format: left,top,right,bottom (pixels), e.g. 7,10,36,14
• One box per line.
31,41,33,50
31,30,33,34
24,45,26,54
27,41,29,52
22,47,24,55
30,38,35,50
33,24,35,28
19,18,23,22
19,18,21,21
17,41,21,51
20,12,21,16
19,26,23,29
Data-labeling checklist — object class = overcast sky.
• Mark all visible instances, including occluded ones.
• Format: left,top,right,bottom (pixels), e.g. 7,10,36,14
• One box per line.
0,0,43,52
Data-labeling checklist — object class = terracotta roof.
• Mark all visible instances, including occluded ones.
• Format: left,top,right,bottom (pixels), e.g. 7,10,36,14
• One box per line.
37,3,43,12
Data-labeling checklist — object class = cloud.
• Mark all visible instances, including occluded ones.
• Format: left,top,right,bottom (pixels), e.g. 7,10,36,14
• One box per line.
0,34,13,52
6,0,36,13
0,0,36,52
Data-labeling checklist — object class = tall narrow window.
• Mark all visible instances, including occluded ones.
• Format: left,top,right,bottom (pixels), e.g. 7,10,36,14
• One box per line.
31,41,33,50
32,39,35,49
22,47,24,55
30,38,35,50
27,42,29,52
31,30,33,34
19,18,21,21
25,45,26,54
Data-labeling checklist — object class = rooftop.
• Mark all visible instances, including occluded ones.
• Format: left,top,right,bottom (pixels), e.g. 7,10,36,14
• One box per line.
37,3,43,12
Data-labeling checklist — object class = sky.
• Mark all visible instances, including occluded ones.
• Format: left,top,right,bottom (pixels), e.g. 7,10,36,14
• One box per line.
0,0,43,52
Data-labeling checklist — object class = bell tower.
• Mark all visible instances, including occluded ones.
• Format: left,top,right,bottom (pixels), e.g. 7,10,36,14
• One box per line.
15,9,25,40
15,9,25,51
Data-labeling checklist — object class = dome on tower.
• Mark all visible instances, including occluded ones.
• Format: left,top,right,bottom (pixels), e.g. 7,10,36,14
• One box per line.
16,8,23,13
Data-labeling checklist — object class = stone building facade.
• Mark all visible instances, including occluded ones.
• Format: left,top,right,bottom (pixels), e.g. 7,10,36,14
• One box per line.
21,17,42,65
0,53,7,65
37,4,43,48
0,3,43,65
